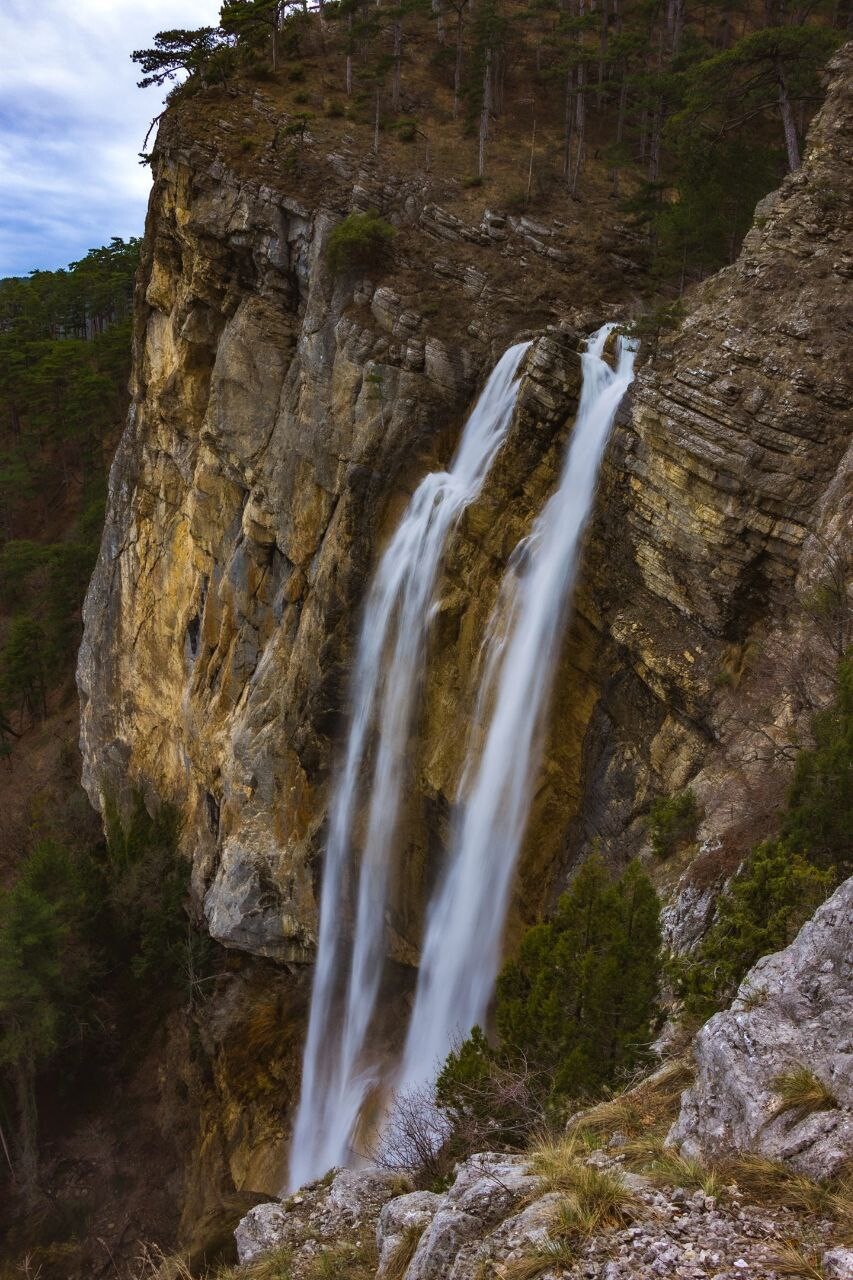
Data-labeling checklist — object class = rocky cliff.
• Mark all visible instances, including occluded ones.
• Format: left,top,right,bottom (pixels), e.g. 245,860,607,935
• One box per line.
79,46,851,960
77,40,852,1211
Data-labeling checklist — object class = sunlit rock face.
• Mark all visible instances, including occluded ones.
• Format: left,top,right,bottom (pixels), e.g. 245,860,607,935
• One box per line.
79,44,852,973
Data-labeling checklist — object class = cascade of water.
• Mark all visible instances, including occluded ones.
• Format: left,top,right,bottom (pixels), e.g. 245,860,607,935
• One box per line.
398,324,638,1089
288,340,531,1190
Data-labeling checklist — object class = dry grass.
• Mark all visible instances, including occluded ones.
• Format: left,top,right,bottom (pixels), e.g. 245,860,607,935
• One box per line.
771,1067,839,1121
550,1167,637,1236
567,1058,694,1143
505,1153,637,1280
638,1144,726,1199
720,1154,853,1227
527,1132,588,1193
383,1223,426,1280
135,1245,196,1279
621,1139,853,1231
301,1240,378,1280
503,1235,578,1280
768,1242,827,1280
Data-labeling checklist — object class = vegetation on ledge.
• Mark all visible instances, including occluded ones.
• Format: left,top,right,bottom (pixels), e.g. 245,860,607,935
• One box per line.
133,0,843,289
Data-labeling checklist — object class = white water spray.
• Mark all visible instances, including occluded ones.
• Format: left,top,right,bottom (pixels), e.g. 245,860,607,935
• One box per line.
289,341,530,1190
399,324,637,1088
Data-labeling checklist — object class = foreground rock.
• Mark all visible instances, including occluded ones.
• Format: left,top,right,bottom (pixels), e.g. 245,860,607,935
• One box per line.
234,1147,845,1279
670,876,853,1178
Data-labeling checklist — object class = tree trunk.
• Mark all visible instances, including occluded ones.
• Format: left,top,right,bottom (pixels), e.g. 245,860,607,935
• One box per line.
433,0,446,44
563,65,575,178
571,62,586,195
13,1059,39,1201
374,84,381,154
526,117,536,203
478,46,492,178
345,14,353,95
597,0,609,108
648,98,662,181
777,61,801,171
453,14,464,118
392,20,402,109
616,72,627,144
666,0,684,56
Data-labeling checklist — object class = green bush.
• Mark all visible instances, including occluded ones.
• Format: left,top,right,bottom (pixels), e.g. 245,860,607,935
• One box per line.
673,655,850,1024
782,654,852,873
437,857,662,1142
326,212,396,276
673,840,832,1024
102,791,196,986
396,117,417,142
649,789,700,859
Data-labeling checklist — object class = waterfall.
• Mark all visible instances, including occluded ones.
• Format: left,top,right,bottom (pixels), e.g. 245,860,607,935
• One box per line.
288,340,531,1191
398,324,638,1089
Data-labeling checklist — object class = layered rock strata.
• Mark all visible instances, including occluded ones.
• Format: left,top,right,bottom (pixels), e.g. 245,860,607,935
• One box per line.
79,47,852,969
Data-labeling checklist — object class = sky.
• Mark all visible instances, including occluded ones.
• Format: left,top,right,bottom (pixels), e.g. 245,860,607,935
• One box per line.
0,0,221,278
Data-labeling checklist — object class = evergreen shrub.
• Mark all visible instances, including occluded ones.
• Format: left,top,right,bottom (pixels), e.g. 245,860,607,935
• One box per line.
326,212,396,275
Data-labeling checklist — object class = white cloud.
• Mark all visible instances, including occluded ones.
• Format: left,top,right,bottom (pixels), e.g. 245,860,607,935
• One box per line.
0,0,220,276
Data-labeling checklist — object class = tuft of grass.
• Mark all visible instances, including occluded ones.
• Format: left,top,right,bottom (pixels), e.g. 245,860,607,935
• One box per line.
527,1132,586,1192
504,1236,579,1280
383,1223,426,1280
528,1134,637,1225
771,1066,839,1121
505,1161,636,1280
302,1240,378,1280
738,984,769,1010
550,1166,636,1236
640,1144,725,1198
206,1245,294,1279
135,1245,195,1279
623,1144,852,1230
569,1058,694,1142
720,1153,852,1226
769,1242,826,1280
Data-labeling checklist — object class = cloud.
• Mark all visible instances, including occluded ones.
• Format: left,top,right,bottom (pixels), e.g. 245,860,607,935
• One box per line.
0,0,219,277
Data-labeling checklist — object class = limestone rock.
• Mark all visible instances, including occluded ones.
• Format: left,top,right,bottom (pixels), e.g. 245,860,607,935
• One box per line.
328,1167,410,1221
823,1246,853,1280
376,1191,442,1277
669,877,853,1178
235,1201,290,1264
78,44,853,980
402,1153,538,1280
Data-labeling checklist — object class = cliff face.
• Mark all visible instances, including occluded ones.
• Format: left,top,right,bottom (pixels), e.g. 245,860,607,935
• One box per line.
79,50,851,976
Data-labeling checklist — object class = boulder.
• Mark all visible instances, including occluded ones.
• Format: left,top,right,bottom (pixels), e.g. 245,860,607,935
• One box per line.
669,877,853,1178
234,1201,290,1264
328,1166,411,1221
376,1191,443,1277
823,1246,853,1280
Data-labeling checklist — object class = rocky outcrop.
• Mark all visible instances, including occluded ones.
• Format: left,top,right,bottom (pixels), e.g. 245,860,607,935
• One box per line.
234,1145,848,1280
669,876,853,1179
78,47,853,983
235,1167,407,1263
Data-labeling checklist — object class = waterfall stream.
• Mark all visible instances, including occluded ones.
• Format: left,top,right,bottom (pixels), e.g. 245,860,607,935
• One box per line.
288,340,531,1190
398,324,638,1089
